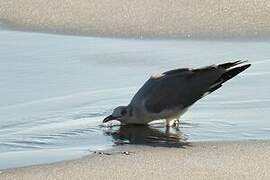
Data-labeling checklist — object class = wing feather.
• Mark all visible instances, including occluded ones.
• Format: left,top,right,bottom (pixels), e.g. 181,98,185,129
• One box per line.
144,67,224,113
130,61,250,114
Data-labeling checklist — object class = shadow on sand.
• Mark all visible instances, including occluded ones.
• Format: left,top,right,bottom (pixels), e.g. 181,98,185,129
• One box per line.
102,124,190,148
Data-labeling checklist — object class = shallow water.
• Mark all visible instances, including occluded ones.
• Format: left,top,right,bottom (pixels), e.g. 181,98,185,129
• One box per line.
0,29,270,169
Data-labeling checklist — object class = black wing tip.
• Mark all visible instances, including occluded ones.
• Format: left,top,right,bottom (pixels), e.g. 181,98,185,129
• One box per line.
242,63,251,69
236,63,251,73
205,62,251,95
218,60,250,69
219,63,251,83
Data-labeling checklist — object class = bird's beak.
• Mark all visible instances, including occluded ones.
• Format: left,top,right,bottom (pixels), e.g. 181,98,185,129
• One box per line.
103,115,119,123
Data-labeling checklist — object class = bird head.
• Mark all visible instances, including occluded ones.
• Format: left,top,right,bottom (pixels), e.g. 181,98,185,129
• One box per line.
103,106,130,123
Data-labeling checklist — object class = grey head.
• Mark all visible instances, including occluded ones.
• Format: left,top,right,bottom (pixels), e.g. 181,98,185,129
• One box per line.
103,106,132,123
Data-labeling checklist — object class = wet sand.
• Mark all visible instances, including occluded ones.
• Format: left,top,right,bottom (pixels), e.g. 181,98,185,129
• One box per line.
1,0,270,39
1,140,270,180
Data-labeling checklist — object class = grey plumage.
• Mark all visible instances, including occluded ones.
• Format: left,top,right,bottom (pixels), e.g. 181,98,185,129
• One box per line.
103,61,251,126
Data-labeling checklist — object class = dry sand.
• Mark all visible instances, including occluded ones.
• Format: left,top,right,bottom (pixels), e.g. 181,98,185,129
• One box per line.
1,140,270,180
1,0,270,39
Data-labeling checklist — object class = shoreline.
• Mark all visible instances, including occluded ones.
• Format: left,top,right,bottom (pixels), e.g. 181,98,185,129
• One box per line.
1,0,270,39
1,140,270,179
2,26,270,43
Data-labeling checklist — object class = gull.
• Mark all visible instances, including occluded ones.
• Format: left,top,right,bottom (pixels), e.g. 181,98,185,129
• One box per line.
103,61,251,127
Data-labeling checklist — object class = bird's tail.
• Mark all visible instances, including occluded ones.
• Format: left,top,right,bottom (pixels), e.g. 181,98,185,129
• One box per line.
207,60,251,94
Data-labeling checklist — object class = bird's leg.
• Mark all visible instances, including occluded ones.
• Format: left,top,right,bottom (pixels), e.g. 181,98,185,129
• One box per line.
165,125,170,135
173,119,180,126
166,119,174,127
172,119,180,131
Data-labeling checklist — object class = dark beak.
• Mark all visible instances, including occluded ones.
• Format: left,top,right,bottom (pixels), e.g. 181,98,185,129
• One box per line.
103,115,118,123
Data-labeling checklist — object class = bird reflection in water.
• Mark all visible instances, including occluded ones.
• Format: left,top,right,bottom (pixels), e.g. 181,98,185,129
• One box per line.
103,124,189,148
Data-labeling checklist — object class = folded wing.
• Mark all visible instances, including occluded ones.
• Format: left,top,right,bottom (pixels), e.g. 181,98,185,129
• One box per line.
131,61,250,114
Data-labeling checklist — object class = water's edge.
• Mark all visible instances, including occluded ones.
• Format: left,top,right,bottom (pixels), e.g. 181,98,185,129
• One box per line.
0,29,270,169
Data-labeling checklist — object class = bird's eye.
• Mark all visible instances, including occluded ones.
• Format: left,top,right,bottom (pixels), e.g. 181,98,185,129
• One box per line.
121,109,127,116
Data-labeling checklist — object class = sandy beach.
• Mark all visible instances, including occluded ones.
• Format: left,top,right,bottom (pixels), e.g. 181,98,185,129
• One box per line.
1,0,270,178
1,140,270,180
1,0,270,39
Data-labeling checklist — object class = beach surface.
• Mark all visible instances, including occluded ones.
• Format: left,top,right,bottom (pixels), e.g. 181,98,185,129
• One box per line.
1,0,270,39
1,0,270,173
1,140,270,180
